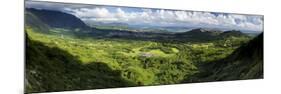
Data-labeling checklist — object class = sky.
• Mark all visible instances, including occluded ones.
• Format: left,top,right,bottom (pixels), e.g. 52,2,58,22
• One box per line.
26,1,264,32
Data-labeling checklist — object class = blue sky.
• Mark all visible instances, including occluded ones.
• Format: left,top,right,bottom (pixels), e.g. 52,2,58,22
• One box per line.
26,1,263,32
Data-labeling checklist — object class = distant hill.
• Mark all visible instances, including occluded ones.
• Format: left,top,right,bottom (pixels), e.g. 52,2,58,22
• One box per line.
81,27,250,43
183,33,263,82
173,28,249,42
86,21,129,27
220,30,247,38
188,28,223,35
176,28,222,38
26,8,88,29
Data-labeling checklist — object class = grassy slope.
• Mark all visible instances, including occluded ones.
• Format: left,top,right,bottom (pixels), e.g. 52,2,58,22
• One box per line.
211,33,264,80
26,33,135,93
183,33,263,82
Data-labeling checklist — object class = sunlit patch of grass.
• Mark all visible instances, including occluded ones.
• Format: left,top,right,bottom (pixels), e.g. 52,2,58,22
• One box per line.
171,48,179,53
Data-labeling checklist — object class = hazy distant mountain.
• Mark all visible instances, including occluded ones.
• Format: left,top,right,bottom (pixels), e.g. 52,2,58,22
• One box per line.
173,28,250,42
185,28,223,35
220,30,247,38
85,21,129,27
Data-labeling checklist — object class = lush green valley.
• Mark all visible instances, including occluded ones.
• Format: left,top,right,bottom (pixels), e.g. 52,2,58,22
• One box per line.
25,8,263,93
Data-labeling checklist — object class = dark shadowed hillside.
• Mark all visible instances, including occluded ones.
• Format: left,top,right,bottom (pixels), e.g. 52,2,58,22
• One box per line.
25,10,50,32
209,33,263,80
183,33,263,82
25,33,135,93
178,28,222,37
219,30,247,38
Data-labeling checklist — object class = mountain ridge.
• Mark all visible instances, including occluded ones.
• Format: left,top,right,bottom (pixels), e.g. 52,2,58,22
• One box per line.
26,8,89,29
25,8,251,41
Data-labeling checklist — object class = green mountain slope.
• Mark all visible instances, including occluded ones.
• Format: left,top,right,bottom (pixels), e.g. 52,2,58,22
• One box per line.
25,33,135,93
25,10,50,32
213,33,263,80
183,33,263,82
26,8,88,29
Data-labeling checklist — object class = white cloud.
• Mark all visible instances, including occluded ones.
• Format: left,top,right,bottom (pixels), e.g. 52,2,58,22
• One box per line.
66,5,263,31
27,1,263,31
74,8,112,18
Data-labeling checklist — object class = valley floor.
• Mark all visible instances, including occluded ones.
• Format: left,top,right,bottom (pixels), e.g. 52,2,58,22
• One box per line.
25,27,255,93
